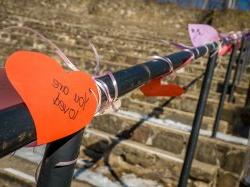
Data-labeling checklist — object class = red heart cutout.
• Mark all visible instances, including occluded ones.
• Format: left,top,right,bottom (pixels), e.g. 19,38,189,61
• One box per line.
5,51,98,145
0,68,23,110
219,44,232,56
140,78,184,97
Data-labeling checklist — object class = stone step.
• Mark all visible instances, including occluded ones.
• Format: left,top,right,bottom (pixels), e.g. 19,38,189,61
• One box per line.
1,35,248,97
185,63,250,81
0,12,185,48
1,28,248,94
172,72,249,96
90,112,246,177
129,89,246,123
0,155,94,187
0,26,248,84
187,90,246,104
8,146,167,187
0,36,248,102
122,96,232,133
0,15,249,89
0,2,249,73
0,168,35,187
130,88,244,114
2,12,249,78
2,1,193,38
1,18,248,80
82,128,218,187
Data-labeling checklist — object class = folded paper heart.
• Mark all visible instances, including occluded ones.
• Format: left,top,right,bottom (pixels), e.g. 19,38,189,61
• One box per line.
140,78,184,97
5,51,98,144
0,68,23,110
188,24,220,47
219,44,232,56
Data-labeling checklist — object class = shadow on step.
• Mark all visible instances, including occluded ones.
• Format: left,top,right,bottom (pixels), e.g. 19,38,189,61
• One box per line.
81,73,204,186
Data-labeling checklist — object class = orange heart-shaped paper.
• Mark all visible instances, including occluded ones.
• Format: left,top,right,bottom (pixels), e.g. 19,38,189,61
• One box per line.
5,51,98,145
140,78,184,97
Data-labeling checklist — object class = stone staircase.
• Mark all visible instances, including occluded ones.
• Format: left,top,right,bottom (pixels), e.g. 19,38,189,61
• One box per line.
0,0,250,186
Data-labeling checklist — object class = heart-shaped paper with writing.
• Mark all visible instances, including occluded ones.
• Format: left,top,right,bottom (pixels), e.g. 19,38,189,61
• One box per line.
5,51,98,145
188,24,220,47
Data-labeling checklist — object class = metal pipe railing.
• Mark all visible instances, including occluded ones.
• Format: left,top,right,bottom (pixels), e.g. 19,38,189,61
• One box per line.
212,43,238,138
178,51,218,187
0,43,216,158
228,36,247,102
0,32,248,187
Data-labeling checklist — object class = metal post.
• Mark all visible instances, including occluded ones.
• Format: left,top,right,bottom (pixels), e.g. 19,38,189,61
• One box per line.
178,52,218,187
246,82,250,108
228,37,246,102
37,129,83,187
212,44,237,138
241,39,250,75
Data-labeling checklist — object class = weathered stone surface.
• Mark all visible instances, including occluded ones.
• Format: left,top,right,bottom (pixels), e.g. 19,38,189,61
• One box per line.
217,170,240,187
0,170,34,187
192,180,211,187
222,150,245,174
82,129,218,186
152,131,185,154
196,142,218,165
131,125,152,144
91,113,246,177
121,97,229,132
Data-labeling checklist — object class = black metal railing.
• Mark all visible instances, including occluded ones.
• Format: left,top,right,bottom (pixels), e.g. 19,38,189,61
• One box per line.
179,35,250,187
0,32,249,187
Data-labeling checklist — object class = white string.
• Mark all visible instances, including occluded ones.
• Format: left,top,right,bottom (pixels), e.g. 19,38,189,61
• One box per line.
2,26,79,71
94,71,119,114
204,45,209,56
195,48,200,56
182,49,195,67
211,41,222,57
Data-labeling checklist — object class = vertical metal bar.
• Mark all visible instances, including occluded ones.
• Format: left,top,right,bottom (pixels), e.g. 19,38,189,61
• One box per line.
212,44,237,138
244,39,250,108
228,37,246,102
178,52,218,187
245,82,250,108
242,38,250,77
37,129,83,187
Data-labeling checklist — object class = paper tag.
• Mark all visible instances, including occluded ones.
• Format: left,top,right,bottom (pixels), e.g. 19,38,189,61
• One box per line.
188,24,220,47
5,51,98,144
140,78,184,97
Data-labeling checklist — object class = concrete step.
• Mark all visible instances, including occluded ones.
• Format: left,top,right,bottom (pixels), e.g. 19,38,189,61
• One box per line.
82,128,218,187
90,112,246,177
